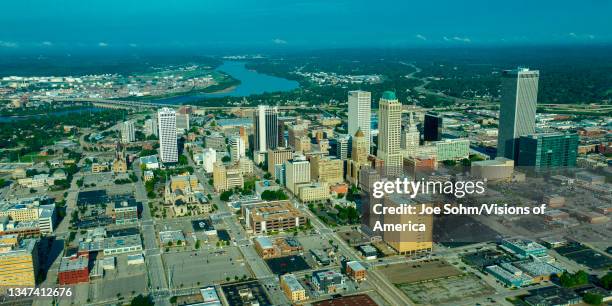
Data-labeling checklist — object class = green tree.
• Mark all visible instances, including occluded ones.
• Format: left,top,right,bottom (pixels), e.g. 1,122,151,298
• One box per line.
560,270,589,288
220,190,233,202
178,155,188,165
583,292,603,305
130,294,154,306
600,272,612,290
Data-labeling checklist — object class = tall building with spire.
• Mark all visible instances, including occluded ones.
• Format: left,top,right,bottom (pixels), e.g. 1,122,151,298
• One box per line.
377,91,403,176
401,112,420,157
347,129,369,184
158,108,178,163
497,68,539,160
348,91,372,154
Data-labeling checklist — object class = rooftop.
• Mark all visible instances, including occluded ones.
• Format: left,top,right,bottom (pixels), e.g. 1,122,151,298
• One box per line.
59,255,88,272
281,274,305,292
381,91,396,100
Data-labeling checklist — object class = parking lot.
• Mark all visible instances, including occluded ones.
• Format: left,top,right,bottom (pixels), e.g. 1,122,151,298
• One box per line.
162,246,251,287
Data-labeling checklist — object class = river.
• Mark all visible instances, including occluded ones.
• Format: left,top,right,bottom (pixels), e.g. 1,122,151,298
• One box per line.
152,61,299,104
0,107,104,122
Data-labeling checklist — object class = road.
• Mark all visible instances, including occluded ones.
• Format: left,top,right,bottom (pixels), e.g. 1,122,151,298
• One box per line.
133,160,170,306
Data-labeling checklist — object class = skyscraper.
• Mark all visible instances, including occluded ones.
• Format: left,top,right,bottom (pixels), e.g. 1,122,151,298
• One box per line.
517,132,578,169
377,91,403,176
176,113,190,133
121,120,135,143
253,105,279,152
229,135,245,162
401,112,420,157
158,108,178,163
497,68,539,160
335,135,350,160
348,91,372,154
144,117,158,137
423,113,442,142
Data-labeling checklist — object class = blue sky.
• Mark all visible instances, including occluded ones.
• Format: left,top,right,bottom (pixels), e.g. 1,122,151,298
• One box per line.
1,0,610,51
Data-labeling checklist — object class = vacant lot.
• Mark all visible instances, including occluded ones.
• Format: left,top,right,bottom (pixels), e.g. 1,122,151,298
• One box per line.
378,260,462,284
398,274,494,304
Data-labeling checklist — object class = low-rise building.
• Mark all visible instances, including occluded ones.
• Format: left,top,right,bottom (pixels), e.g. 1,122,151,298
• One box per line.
103,234,142,255
311,249,331,266
471,157,514,181
199,287,222,306
345,261,366,281
486,264,532,287
112,199,138,224
296,182,330,203
501,238,547,258
280,273,307,302
523,286,581,306
139,155,160,170
359,245,378,260
312,270,345,293
143,170,154,182
91,162,110,173
243,201,307,234
58,255,89,285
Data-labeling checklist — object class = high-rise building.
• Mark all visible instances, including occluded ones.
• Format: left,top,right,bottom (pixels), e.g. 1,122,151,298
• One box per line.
212,162,244,192
401,112,420,157
423,113,442,142
229,136,245,162
517,132,578,169
278,119,289,148
193,148,216,173
253,105,279,152
287,123,307,149
121,120,135,143
381,195,433,255
144,117,158,137
295,136,312,153
351,129,368,164
205,133,226,152
377,91,403,176
176,113,190,133
335,135,350,160
309,156,343,185
284,155,310,195
158,108,178,163
267,147,294,178
347,129,369,184
0,238,38,287
497,68,539,160
348,91,372,154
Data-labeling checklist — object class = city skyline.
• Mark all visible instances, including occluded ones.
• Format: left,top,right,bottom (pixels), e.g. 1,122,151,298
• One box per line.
0,3,610,306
